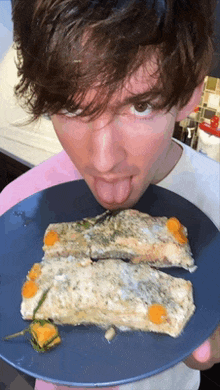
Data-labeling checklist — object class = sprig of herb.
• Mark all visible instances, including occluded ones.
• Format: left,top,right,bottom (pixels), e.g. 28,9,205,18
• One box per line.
93,210,121,226
3,328,30,340
33,288,50,319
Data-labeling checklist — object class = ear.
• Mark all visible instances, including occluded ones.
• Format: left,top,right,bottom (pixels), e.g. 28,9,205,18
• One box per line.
176,81,204,122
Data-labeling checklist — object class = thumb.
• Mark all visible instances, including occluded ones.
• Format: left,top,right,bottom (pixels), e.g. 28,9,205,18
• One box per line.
184,340,213,370
192,340,211,363
184,325,220,370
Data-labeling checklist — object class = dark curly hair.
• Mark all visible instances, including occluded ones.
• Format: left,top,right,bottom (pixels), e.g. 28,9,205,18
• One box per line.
12,0,217,123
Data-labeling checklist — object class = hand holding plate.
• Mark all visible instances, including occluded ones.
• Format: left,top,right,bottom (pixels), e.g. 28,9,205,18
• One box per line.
184,324,220,370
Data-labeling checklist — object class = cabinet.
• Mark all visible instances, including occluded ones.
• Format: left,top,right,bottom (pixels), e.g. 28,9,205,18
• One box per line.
0,152,30,192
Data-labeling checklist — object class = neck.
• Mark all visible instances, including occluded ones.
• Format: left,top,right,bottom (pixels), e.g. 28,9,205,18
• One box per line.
152,139,183,184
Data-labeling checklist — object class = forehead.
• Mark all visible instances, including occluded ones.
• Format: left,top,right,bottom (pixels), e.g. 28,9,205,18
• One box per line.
82,59,159,108
121,61,158,99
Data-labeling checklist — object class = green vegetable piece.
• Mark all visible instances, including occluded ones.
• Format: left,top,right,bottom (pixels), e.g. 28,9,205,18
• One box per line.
2,287,61,352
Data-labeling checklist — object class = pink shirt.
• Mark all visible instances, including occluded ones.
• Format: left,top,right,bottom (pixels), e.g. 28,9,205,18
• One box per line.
0,151,82,216
0,150,118,390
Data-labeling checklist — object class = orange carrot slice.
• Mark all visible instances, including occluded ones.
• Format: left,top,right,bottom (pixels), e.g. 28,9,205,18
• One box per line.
174,230,188,244
22,280,38,298
166,217,181,232
28,263,41,281
31,323,59,348
44,231,59,246
166,217,188,244
148,304,167,324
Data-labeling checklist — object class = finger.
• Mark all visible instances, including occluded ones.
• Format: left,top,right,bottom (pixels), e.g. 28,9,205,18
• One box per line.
209,324,220,362
193,340,211,363
184,324,220,371
184,340,215,371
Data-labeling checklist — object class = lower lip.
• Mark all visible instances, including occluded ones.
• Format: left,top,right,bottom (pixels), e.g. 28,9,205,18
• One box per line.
94,177,132,205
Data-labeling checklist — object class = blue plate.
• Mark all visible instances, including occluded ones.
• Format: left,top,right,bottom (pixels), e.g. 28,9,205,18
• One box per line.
0,181,219,387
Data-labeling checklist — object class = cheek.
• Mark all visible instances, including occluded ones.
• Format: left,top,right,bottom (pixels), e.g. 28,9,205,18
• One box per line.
122,117,173,158
121,115,175,175
52,116,89,156
52,116,70,147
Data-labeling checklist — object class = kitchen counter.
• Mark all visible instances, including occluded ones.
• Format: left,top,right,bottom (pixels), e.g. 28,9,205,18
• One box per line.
0,45,62,167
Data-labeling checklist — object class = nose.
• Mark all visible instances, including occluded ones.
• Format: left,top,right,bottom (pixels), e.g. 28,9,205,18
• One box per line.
89,114,126,174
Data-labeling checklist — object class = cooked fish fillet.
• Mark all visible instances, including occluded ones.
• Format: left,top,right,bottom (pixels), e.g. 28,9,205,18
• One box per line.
43,210,196,272
43,221,91,258
21,256,195,338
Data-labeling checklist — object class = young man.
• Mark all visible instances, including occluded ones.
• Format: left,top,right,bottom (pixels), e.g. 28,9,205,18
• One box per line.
0,0,219,390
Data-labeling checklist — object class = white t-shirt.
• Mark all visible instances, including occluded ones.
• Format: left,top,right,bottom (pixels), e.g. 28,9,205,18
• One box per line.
158,140,220,230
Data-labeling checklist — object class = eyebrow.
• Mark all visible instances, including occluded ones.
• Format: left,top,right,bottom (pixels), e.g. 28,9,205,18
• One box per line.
63,89,157,117
114,91,154,109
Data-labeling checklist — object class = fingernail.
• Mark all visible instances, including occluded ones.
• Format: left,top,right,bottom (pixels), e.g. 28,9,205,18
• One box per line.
193,340,211,363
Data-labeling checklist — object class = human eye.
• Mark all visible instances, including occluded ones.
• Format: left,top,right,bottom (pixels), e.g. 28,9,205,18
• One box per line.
129,102,153,118
58,108,83,118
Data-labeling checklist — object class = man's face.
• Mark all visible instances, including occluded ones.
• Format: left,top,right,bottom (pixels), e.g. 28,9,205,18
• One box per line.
52,67,179,210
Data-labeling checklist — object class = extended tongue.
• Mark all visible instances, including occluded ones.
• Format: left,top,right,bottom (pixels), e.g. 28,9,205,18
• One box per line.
114,178,131,204
95,178,131,205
